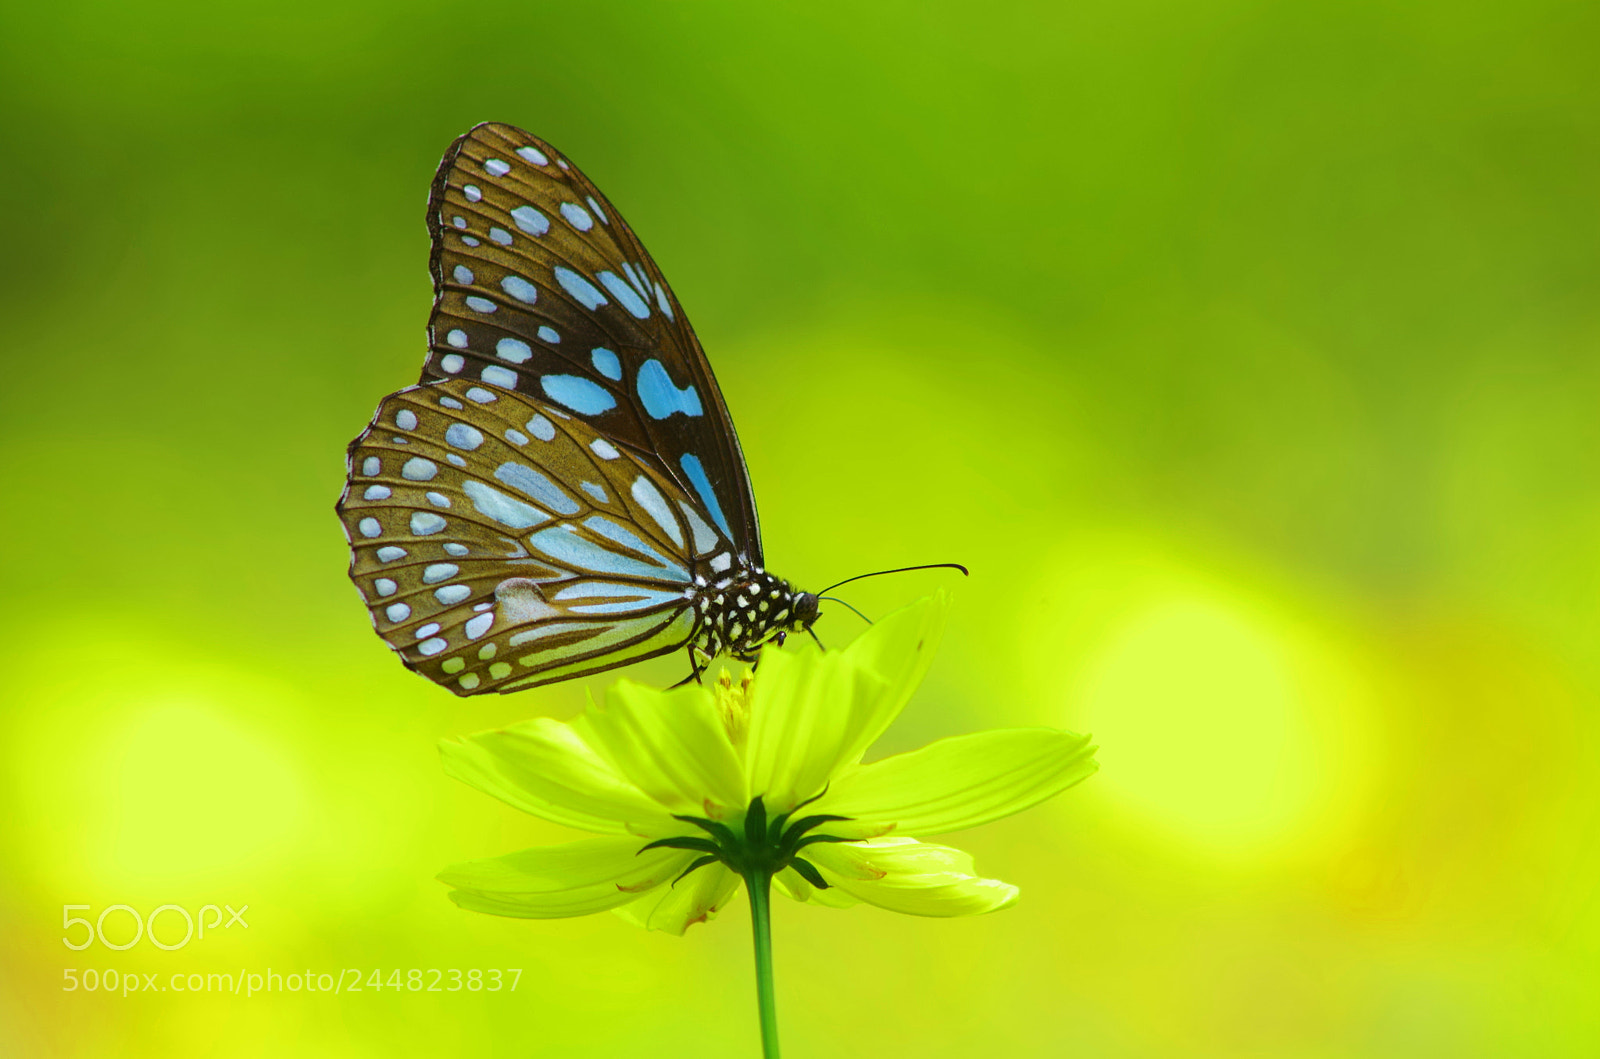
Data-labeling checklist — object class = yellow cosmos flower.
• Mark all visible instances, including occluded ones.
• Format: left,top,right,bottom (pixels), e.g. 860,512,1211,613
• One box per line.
438,593,1098,933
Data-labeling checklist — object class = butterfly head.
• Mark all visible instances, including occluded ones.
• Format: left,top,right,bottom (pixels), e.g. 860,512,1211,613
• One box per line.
792,591,821,629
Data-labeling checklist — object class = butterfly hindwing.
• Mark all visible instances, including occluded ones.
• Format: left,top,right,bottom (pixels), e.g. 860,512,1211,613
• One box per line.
337,378,739,695
422,122,763,567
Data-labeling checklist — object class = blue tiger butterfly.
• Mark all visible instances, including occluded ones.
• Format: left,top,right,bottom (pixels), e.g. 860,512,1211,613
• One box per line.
335,122,823,695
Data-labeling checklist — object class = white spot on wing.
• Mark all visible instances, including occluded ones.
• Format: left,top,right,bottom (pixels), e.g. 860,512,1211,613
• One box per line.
630,476,684,548
462,480,548,529
496,337,532,363
482,365,518,388
440,354,464,374
411,512,447,535
590,438,619,460
511,205,549,235
560,202,594,230
423,563,459,584
496,462,579,514
678,501,719,556
446,423,484,450
402,458,438,481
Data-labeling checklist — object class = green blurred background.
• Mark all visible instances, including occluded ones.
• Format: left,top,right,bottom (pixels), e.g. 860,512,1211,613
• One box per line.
3,0,1598,1054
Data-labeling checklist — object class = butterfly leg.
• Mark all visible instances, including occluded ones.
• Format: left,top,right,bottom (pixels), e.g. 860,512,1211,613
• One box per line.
670,646,711,688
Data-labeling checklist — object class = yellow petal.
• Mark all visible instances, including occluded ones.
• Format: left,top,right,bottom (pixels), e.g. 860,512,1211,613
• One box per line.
440,719,677,835
439,836,690,918
572,680,747,816
745,595,948,809
807,838,1019,917
774,866,861,909
613,864,741,935
834,590,949,764
812,728,1098,838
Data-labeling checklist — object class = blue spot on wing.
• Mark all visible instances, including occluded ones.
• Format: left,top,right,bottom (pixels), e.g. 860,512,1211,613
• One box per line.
554,267,607,310
501,275,537,303
528,525,689,581
462,480,547,529
581,517,688,578
598,271,651,319
565,590,686,615
541,375,617,415
678,453,731,538
591,347,622,380
637,359,703,420
495,461,579,515
621,262,650,299
511,205,549,235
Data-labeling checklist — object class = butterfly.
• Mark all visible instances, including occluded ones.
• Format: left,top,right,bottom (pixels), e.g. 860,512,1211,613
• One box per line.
335,123,820,695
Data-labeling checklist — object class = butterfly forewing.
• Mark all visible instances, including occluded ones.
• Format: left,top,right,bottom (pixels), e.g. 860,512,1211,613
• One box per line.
423,122,763,567
337,378,738,695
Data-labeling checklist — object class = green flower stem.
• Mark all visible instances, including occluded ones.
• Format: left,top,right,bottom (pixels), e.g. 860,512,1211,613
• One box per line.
745,871,780,1059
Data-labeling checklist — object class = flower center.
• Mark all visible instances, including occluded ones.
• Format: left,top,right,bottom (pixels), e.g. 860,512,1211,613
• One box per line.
639,793,852,890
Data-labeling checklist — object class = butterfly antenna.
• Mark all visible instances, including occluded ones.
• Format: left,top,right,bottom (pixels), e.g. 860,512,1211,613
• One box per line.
816,562,969,596
819,595,873,625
